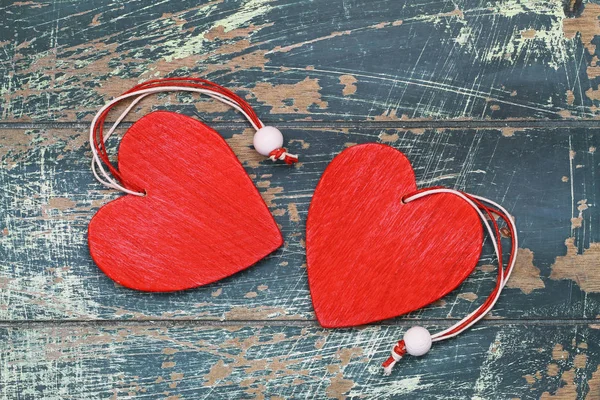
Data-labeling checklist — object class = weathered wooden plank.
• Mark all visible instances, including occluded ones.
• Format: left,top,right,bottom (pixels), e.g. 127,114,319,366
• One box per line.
1,323,599,399
2,0,600,122
1,126,598,321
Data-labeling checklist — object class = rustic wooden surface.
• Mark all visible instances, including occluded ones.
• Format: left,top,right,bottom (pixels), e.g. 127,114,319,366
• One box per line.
2,0,600,398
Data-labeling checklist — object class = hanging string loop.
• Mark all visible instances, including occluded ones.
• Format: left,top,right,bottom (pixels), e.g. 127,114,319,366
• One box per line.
89,77,298,196
382,188,518,375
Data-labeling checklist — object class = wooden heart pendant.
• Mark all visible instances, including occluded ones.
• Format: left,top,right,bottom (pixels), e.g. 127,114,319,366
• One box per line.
306,143,483,328
88,111,282,291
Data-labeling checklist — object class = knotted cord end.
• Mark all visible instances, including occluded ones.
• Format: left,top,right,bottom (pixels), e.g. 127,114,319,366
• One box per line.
269,148,299,165
382,340,406,376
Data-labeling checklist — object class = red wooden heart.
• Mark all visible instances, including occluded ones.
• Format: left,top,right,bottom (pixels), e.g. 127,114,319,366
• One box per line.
88,111,282,292
306,143,483,328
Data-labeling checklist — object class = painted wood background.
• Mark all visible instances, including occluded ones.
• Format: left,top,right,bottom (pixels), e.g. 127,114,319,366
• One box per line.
2,0,600,398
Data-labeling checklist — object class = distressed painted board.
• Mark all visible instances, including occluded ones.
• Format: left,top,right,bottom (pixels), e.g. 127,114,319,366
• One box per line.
1,126,598,321
4,0,600,122
3,0,600,398
1,323,600,399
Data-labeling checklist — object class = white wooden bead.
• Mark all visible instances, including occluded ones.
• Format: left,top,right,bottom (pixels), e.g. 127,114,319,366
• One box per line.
253,126,284,156
403,326,432,356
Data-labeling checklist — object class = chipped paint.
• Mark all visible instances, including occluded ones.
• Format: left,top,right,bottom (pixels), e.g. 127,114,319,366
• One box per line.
223,306,301,320
552,343,569,360
458,292,478,302
161,0,273,62
550,238,600,293
501,127,523,137
484,1,567,69
548,363,560,376
226,128,264,168
260,186,284,208
563,3,600,54
250,78,328,114
3,0,600,390
339,75,357,96
204,360,233,386
287,203,300,222
4,0,600,121
2,324,600,397
571,199,588,229
505,248,545,294
326,373,354,399
588,365,600,399
541,369,578,398
566,90,575,105
378,131,399,143
205,23,274,41
46,197,76,211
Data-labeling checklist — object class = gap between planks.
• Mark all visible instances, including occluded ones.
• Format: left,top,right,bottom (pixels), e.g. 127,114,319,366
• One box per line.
0,318,598,329
3,119,600,130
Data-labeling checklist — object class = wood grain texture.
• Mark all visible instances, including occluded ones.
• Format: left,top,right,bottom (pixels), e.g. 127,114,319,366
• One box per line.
3,0,600,397
3,0,600,122
1,126,597,321
1,323,600,399
88,111,282,291
306,143,483,328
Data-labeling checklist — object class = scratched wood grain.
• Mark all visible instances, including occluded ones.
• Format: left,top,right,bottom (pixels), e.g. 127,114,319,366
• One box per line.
1,126,597,321
1,323,599,399
3,0,600,122
3,0,600,398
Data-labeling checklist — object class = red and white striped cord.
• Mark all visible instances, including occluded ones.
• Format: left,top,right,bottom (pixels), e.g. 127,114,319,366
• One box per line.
382,187,518,375
89,77,298,196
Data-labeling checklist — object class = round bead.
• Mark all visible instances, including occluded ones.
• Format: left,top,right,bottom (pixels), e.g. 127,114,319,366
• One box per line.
253,126,284,156
403,326,432,356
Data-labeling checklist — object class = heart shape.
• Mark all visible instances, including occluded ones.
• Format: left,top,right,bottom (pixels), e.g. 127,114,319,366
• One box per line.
88,111,282,291
306,144,483,328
